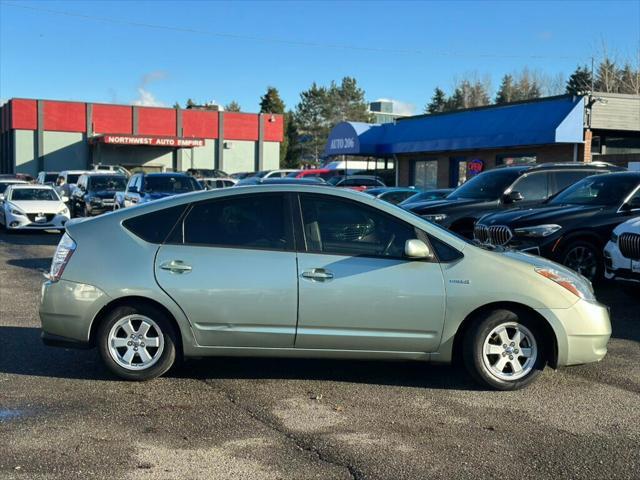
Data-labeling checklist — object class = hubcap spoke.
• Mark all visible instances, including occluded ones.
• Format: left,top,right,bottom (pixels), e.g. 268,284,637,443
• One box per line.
121,320,135,336
122,348,135,365
484,344,503,355
138,348,152,364
111,338,129,348
496,327,510,346
144,337,160,348
512,330,522,347
494,356,508,372
138,321,151,338
509,359,523,373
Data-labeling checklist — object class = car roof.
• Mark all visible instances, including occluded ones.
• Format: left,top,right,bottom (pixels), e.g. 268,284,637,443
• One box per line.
84,172,126,177
142,172,191,177
0,179,28,184
9,183,55,189
61,170,89,174
495,162,625,172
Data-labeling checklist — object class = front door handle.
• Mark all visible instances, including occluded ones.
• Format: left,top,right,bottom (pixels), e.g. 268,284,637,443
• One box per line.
301,268,334,281
160,260,192,274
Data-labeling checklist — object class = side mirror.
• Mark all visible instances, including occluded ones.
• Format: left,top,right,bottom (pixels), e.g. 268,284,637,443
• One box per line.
61,195,69,203
405,239,434,260
502,191,524,204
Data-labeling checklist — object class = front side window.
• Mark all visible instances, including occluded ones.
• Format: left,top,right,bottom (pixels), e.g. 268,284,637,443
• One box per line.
300,194,415,258
448,169,521,200
66,174,81,185
550,175,640,207
144,175,200,193
509,172,549,201
180,194,290,250
89,176,127,192
550,171,595,194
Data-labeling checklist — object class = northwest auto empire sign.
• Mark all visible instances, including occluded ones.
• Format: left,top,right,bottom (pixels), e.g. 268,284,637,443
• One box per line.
93,135,205,148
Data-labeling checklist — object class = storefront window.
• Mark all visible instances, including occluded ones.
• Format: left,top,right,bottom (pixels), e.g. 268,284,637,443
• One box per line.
413,160,438,189
603,136,640,154
496,154,537,166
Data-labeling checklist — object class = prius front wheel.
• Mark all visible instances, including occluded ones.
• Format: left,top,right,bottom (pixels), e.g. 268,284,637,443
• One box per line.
463,309,545,390
97,303,177,381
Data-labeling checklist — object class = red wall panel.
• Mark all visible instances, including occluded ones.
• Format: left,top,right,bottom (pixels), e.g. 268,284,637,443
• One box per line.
263,114,284,142
224,112,258,141
182,110,218,139
92,104,132,134
137,107,176,136
10,99,37,130
44,101,86,132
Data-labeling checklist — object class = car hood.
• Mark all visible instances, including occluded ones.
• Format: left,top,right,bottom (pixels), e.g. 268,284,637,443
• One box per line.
91,190,120,199
613,215,640,234
478,204,607,226
499,249,591,282
404,198,477,212
9,200,65,214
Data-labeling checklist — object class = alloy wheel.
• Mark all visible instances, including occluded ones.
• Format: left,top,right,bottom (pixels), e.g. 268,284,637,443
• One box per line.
481,322,537,381
107,315,165,371
563,245,598,280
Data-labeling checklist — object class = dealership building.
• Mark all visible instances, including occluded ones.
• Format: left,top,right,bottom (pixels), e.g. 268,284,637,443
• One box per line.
0,98,284,176
325,93,640,188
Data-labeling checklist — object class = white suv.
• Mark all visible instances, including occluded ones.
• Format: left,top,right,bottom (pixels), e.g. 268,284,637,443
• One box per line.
604,216,640,285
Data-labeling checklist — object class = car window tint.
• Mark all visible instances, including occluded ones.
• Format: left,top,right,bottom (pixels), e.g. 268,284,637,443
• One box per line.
182,194,289,250
551,171,594,194
511,172,549,200
384,191,415,204
300,194,415,258
123,205,187,244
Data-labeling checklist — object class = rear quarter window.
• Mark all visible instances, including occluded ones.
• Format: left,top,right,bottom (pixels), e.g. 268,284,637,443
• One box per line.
123,205,187,244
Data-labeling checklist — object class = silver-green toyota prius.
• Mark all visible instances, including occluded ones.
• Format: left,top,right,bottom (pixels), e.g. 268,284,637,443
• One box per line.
39,185,611,390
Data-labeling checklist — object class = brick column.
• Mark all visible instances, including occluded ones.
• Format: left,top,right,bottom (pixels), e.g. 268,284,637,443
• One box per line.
583,129,593,163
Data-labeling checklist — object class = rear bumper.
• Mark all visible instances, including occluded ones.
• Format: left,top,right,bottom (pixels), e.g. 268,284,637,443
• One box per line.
39,279,110,345
536,299,611,367
41,331,92,349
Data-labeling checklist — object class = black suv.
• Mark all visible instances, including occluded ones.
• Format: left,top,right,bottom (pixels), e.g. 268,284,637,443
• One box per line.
71,173,128,217
405,162,625,238
474,172,640,281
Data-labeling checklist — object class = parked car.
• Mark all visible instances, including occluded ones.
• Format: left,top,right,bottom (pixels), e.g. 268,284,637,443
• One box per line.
235,177,326,186
198,177,237,189
91,164,131,177
186,168,229,179
0,184,69,231
288,169,345,181
406,162,625,238
36,171,60,186
604,216,640,286
364,187,418,205
71,173,128,217
327,175,386,191
236,170,301,185
115,172,202,209
399,189,455,208
230,172,252,180
0,179,28,200
59,170,89,188
474,172,640,281
41,185,610,390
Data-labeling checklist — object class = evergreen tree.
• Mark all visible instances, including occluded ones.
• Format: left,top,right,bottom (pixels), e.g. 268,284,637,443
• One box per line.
224,101,242,112
566,65,593,94
282,111,301,169
294,82,329,163
495,74,516,103
186,98,197,108
172,101,181,109
425,87,447,113
618,63,640,94
259,86,285,114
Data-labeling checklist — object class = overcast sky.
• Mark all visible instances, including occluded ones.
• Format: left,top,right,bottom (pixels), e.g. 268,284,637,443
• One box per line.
1,0,638,114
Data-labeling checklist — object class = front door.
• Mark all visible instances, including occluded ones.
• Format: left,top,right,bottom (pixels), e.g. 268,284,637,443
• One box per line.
295,193,446,352
154,192,298,348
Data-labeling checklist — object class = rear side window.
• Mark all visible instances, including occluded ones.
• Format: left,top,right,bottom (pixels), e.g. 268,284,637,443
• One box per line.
510,172,549,201
123,205,187,244
179,194,291,250
550,170,596,194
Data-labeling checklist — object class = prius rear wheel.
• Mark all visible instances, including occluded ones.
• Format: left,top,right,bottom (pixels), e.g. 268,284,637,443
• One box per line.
97,303,177,381
463,309,545,390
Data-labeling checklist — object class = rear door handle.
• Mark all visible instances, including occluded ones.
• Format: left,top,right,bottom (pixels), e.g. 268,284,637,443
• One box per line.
160,260,192,274
301,268,334,281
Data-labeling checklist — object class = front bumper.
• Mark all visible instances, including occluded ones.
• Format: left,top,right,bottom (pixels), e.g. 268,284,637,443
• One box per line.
5,211,69,230
39,279,111,346
536,299,611,367
603,240,640,284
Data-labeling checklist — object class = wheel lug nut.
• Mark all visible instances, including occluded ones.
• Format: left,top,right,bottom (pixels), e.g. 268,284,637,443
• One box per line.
502,344,507,348
140,343,145,347
134,347,138,351
502,352,507,356
510,342,515,346
127,341,133,346
514,349,519,354
509,355,514,360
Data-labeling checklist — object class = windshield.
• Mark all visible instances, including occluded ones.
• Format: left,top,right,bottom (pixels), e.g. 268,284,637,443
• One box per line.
144,176,200,193
10,188,59,201
66,174,82,185
549,175,639,206
327,176,343,185
254,171,270,178
448,169,522,200
89,176,127,191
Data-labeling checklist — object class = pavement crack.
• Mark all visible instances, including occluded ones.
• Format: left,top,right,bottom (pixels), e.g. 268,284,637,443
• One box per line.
197,379,364,480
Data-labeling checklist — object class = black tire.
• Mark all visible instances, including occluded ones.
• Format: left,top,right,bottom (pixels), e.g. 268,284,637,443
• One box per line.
462,309,546,391
97,303,178,381
559,239,602,282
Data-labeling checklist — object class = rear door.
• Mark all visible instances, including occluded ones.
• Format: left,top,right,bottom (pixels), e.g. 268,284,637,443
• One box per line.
154,192,299,348
294,193,446,352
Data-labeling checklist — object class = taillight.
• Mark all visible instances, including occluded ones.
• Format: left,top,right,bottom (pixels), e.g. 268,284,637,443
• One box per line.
49,233,76,281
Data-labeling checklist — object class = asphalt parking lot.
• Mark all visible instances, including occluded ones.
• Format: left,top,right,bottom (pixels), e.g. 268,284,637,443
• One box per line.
0,230,638,480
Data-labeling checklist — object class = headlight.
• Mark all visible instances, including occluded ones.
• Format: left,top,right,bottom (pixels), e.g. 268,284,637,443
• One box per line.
423,213,447,222
610,231,619,244
535,267,595,301
58,206,69,215
10,207,25,216
514,224,562,238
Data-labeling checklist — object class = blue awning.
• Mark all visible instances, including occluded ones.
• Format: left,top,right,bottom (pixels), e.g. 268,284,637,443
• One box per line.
324,96,585,157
